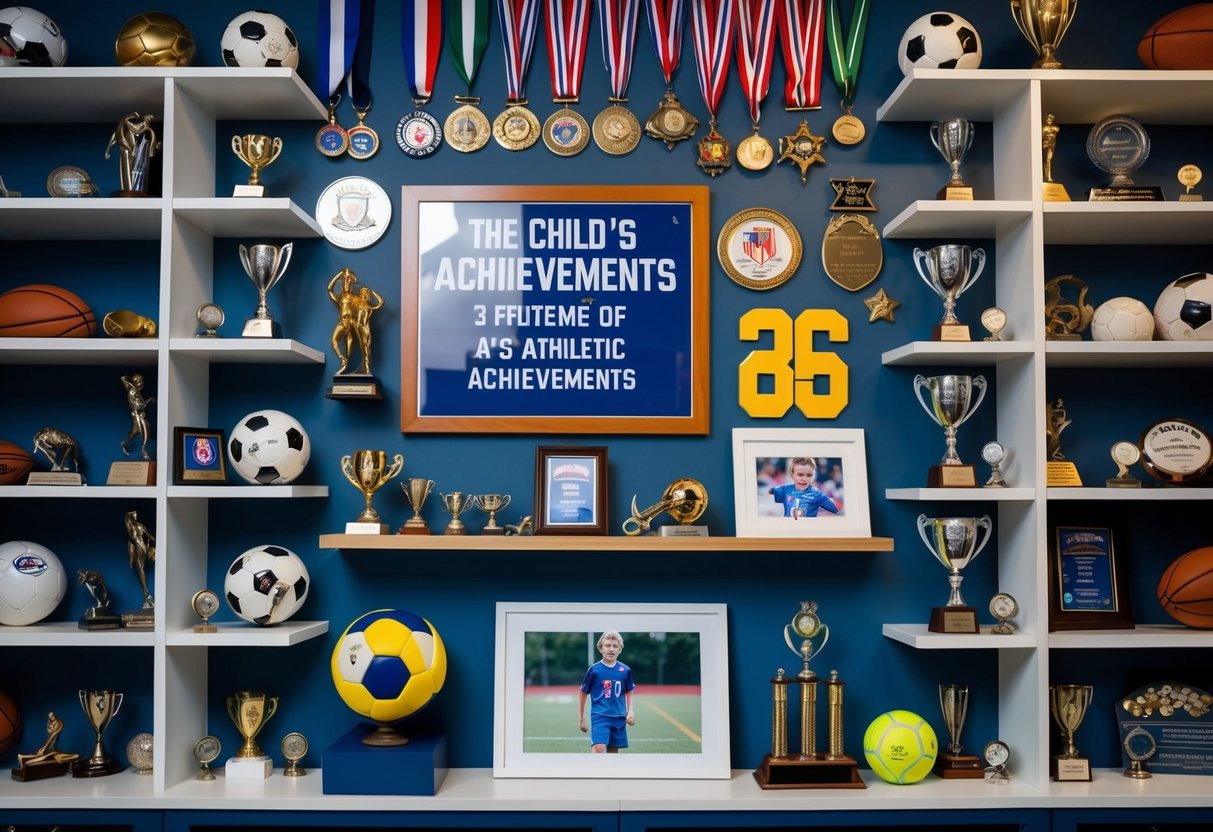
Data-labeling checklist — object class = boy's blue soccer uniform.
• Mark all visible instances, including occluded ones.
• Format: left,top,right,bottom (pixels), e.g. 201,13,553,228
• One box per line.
770,484,839,517
580,660,636,748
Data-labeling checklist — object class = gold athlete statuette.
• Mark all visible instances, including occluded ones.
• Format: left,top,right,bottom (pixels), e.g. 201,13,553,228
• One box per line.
327,268,385,400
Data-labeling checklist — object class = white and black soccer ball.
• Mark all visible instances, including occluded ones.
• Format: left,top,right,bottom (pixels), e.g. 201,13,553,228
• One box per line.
1154,272,1213,341
0,540,66,626
898,11,981,75
220,10,298,69
1091,296,1155,341
228,409,310,485
223,544,309,626
0,6,67,66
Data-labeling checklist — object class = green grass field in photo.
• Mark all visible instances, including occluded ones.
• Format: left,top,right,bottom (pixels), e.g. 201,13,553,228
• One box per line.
523,686,703,754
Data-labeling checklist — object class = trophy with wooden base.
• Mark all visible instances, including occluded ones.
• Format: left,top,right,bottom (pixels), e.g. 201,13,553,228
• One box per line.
914,374,987,487
919,515,993,633
934,684,984,778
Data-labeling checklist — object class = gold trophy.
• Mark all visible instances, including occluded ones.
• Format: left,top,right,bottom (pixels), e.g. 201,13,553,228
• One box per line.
225,690,278,779
108,372,156,486
918,515,993,633
1044,275,1093,340
1178,164,1204,202
72,690,125,777
1010,0,1077,69
473,494,512,535
104,112,159,197
935,684,984,778
120,510,155,631
327,268,385,400
621,478,709,537
12,712,80,781
754,602,864,789
238,242,292,338
340,450,404,534
399,477,435,535
440,491,470,535
1041,114,1070,201
1046,398,1083,486
231,134,283,197
1107,440,1142,488
1050,684,1093,781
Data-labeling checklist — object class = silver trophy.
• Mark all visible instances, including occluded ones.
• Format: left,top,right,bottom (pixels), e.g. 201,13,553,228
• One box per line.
930,118,974,199
914,374,988,487
238,242,293,338
937,683,983,777
913,244,986,340
918,515,993,633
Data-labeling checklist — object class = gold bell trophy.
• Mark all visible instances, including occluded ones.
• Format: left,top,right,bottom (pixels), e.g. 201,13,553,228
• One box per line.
231,134,282,197
225,690,279,779
753,602,865,789
340,450,404,534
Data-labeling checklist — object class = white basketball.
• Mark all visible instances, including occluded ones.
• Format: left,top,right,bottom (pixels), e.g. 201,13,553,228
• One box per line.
0,6,67,66
227,409,310,485
1154,272,1213,341
220,10,298,69
0,540,66,626
898,11,982,75
1091,296,1155,341
223,544,310,626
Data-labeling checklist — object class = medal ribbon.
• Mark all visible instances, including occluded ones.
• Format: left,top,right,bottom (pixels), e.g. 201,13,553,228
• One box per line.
545,0,593,101
596,0,642,100
316,0,368,105
689,0,736,121
777,0,825,109
643,0,687,87
449,0,492,94
496,0,543,102
402,0,443,104
826,0,868,105
735,0,778,125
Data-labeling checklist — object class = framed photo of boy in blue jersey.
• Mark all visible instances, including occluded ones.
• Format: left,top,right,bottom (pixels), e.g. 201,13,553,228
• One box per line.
534,445,608,535
493,602,730,779
732,428,871,538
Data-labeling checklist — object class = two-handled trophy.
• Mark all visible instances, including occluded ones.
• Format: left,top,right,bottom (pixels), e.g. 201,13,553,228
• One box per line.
340,450,404,534
440,491,470,535
238,242,292,338
918,515,993,633
1050,684,1093,781
232,133,283,196
914,374,988,487
225,690,278,779
930,118,974,200
71,690,124,777
753,602,865,789
474,494,512,535
935,684,984,778
621,478,709,537
913,244,986,341
399,477,435,534
1010,0,1077,69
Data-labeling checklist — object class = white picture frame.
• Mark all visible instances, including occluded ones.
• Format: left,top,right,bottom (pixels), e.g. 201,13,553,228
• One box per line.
493,602,730,779
732,427,871,538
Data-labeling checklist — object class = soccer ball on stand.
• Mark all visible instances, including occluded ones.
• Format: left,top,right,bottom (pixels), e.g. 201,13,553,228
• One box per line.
1090,296,1155,341
223,544,309,626
115,12,195,67
220,11,299,69
0,540,66,626
1154,272,1213,341
0,6,67,66
227,409,310,485
898,12,982,75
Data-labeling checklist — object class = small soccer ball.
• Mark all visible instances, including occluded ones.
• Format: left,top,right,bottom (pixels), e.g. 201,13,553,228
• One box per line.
227,409,310,485
898,11,982,75
223,544,309,626
863,709,938,784
1091,296,1155,341
0,6,67,66
332,610,447,732
221,10,298,69
0,540,66,626
115,12,196,67
1154,272,1213,341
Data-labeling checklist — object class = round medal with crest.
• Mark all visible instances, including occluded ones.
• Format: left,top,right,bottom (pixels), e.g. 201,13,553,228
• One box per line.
395,111,442,158
315,176,391,250
717,207,802,290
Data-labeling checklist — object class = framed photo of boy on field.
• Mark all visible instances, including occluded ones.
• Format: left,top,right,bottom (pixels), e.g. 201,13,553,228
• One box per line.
493,602,730,779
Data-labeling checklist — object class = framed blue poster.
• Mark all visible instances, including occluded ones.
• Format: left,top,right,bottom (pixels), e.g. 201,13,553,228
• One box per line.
1048,521,1133,631
401,185,709,434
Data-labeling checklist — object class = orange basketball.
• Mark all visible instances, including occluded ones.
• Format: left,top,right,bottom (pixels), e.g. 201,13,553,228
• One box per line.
0,284,97,338
0,440,34,485
1157,546,1213,629
0,688,20,756
1139,5,1213,69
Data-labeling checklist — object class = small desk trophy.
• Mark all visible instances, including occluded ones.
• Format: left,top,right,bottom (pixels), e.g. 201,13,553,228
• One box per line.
914,244,986,341
11,712,80,781
1046,399,1083,486
1087,115,1163,201
1041,114,1070,201
28,426,84,486
753,602,865,789
934,684,984,778
930,118,974,200
77,569,121,631
104,113,159,197
239,242,292,338
226,690,278,779
108,373,156,485
327,268,385,400
1050,684,1093,781
1178,164,1203,202
120,511,155,630
72,690,125,777
914,374,987,487
621,478,709,537
1107,441,1143,488
398,477,435,534
231,134,282,197
340,450,404,534
919,515,993,633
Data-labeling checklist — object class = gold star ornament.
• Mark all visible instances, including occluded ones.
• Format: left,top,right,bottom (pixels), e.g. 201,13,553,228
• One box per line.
778,120,826,184
864,288,900,323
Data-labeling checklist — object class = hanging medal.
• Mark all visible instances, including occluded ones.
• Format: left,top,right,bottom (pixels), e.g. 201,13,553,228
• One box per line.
734,0,779,171
446,0,493,153
826,0,869,145
494,0,543,151
592,0,643,155
315,0,380,160
543,0,593,156
689,0,737,177
642,0,699,149
777,0,825,112
397,0,444,158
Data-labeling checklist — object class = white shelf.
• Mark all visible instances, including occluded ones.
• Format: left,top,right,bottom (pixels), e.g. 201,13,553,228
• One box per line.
883,200,1033,239
0,337,159,365
166,620,327,647
173,198,323,238
0,199,164,239
0,622,154,647
168,485,329,499
1045,341,1213,367
886,487,1036,501
1047,487,1213,500
877,69,1039,122
1050,625,1213,649
0,485,158,499
169,338,325,364
882,341,1035,366
883,624,1037,650
1043,202,1213,244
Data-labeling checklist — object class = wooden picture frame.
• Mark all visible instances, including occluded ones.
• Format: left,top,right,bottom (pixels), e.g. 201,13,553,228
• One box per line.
1047,516,1133,631
533,446,608,535
172,427,227,485
400,185,710,434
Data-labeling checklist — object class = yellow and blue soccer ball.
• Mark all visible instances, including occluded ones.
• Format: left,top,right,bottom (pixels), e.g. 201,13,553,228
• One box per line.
863,709,937,784
331,609,447,726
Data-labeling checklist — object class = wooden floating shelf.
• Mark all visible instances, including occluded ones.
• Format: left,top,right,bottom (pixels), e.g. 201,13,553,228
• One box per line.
320,534,894,552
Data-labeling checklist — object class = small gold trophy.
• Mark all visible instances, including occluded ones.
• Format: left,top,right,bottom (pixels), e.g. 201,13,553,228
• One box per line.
340,450,404,534
105,112,159,197
440,491,470,535
1178,164,1203,202
120,511,155,630
281,732,308,776
12,712,80,781
1044,275,1093,341
72,690,125,777
473,494,512,535
108,373,156,486
77,569,120,631
1046,399,1083,486
225,691,278,780
231,134,283,197
1041,114,1070,201
327,268,385,400
621,478,709,537
753,602,865,789
1107,440,1143,488
935,684,984,778
399,477,435,535
1050,684,1093,781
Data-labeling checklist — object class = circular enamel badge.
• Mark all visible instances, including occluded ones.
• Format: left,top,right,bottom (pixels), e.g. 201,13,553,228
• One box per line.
315,176,392,250
395,110,442,158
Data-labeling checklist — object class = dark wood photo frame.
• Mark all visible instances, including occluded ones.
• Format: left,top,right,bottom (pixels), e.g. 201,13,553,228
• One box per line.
1047,514,1133,631
533,446,608,535
172,427,228,485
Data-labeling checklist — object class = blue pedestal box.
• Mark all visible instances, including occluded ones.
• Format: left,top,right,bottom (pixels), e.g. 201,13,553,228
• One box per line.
322,726,448,795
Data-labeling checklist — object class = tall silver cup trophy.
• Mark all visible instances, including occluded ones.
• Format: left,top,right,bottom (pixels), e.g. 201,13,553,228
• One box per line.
930,118,974,200
918,514,993,633
913,244,986,341
936,683,983,778
238,242,293,337
914,374,988,487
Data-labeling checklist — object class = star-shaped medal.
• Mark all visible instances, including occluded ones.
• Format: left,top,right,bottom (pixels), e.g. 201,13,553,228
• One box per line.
864,288,899,323
778,120,826,184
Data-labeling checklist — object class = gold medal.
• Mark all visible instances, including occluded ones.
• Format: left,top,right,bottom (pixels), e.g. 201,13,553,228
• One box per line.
493,101,541,151
696,124,732,178
543,106,590,156
592,102,641,155
644,90,699,149
777,119,827,184
316,102,350,157
445,99,491,153
736,132,774,171
346,107,380,160
832,111,866,146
